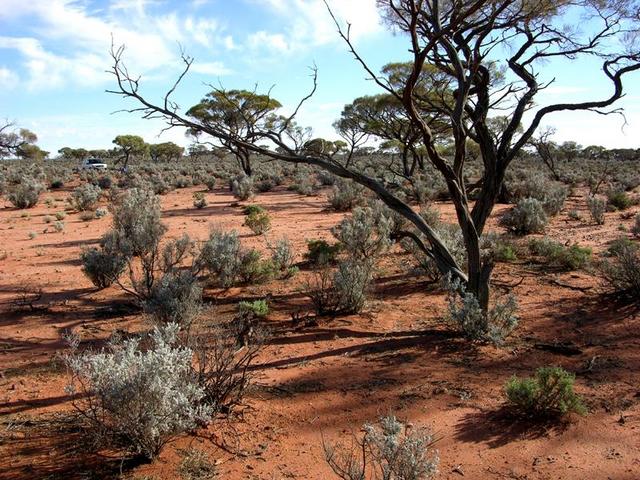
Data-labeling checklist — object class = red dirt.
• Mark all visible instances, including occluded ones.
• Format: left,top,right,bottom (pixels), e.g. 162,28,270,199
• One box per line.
0,184,639,479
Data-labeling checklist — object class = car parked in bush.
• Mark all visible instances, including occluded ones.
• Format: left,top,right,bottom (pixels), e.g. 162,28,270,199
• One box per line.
81,158,108,170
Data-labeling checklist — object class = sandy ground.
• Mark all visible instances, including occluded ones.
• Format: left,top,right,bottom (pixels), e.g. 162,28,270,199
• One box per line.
0,182,639,480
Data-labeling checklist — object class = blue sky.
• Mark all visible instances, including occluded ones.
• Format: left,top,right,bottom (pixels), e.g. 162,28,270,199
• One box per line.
1,0,639,155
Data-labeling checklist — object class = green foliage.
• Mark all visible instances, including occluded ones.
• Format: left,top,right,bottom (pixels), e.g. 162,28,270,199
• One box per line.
305,239,341,265
70,183,102,211
238,249,276,284
244,209,271,235
145,271,202,327
528,237,591,270
328,179,364,211
333,205,392,260
505,367,586,418
81,244,127,289
607,189,633,210
238,299,269,318
149,142,184,162
193,192,207,209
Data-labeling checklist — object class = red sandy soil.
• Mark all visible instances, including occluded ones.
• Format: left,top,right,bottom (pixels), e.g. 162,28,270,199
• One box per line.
0,182,639,480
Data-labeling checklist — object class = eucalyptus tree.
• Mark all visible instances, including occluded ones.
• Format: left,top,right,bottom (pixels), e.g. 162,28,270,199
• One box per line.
149,142,184,162
113,135,149,169
108,0,640,319
0,122,39,159
186,90,283,176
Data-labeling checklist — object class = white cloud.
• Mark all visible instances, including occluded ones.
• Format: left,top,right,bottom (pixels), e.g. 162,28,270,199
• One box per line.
0,0,230,91
247,0,382,55
0,67,19,89
191,61,233,75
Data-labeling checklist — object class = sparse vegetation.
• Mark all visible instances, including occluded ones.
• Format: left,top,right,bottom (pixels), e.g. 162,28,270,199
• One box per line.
505,367,586,418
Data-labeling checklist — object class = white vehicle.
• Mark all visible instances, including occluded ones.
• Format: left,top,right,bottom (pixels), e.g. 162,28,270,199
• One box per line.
81,158,108,170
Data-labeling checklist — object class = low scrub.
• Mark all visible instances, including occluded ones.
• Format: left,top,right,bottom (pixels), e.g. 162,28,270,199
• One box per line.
323,415,438,480
501,197,548,235
6,177,45,209
587,195,607,225
244,208,271,235
145,271,203,327
305,239,342,266
328,179,364,211
446,276,518,345
65,324,212,459
332,206,392,260
505,366,586,418
598,239,640,299
528,237,591,270
70,183,102,211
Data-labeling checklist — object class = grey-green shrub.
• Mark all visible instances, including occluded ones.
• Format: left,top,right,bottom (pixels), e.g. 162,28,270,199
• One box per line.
631,214,640,237
238,299,269,318
505,367,586,418
598,240,640,298
245,209,271,235
145,271,202,326
501,197,548,235
328,179,364,211
332,206,392,260
267,236,296,271
231,174,253,200
81,241,127,289
587,195,607,225
196,228,242,287
528,237,591,270
6,177,45,208
446,276,518,344
324,415,438,480
70,183,102,211
65,323,212,459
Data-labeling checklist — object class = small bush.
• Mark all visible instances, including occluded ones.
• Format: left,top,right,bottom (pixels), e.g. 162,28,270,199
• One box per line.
197,228,242,288
79,210,95,222
446,276,518,344
328,179,364,211
238,249,275,284
607,189,633,210
505,367,586,418
305,239,341,266
53,220,65,232
501,197,548,235
6,177,45,208
50,179,64,189
238,299,269,318
81,245,127,289
66,324,212,459
55,211,67,221
179,448,217,480
587,195,607,224
97,176,112,189
308,259,373,315
633,214,640,237
324,415,438,480
193,192,207,209
70,183,102,211
528,237,591,270
267,236,296,271
332,206,392,260
95,207,108,218
245,210,271,235
231,174,253,201
242,204,265,216
145,271,203,327
204,176,217,191
598,240,640,298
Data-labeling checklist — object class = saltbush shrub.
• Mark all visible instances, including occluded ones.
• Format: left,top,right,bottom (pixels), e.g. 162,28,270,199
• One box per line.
305,239,341,265
328,179,364,211
145,271,203,327
193,192,207,209
607,188,633,210
587,195,607,225
66,324,212,459
308,259,373,315
238,249,275,284
332,206,392,260
324,415,438,480
505,367,586,418
501,197,548,235
81,241,127,289
231,174,253,200
238,299,269,318
267,236,296,272
446,276,518,344
70,183,102,211
598,239,640,298
245,209,271,235
6,177,45,208
196,228,242,288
